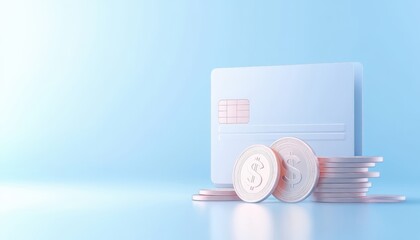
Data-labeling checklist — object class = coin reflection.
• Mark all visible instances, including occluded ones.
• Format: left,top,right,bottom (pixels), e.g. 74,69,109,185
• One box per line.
277,204,311,240
193,200,314,240
232,203,273,240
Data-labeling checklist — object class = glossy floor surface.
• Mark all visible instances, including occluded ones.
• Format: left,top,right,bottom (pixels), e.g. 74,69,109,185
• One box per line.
0,182,417,240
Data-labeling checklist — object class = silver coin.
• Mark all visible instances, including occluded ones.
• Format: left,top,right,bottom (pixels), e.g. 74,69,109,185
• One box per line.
199,188,237,196
318,178,369,183
192,194,241,201
313,195,406,203
232,145,280,203
318,156,383,163
314,188,369,193
320,167,368,173
316,182,372,188
270,137,319,203
313,192,367,198
319,162,376,168
320,172,380,178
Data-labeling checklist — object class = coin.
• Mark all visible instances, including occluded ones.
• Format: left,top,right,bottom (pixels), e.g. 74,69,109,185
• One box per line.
318,178,369,183
313,195,406,203
314,188,369,193
320,167,368,173
199,188,237,196
232,144,280,203
319,162,376,168
318,156,383,163
316,182,372,188
313,192,367,198
270,137,319,203
320,172,380,178
192,194,241,201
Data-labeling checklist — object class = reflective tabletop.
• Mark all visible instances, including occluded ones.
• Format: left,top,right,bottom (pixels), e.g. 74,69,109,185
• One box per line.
0,182,417,240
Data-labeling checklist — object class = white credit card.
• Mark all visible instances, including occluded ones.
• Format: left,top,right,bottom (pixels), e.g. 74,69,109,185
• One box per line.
211,63,363,186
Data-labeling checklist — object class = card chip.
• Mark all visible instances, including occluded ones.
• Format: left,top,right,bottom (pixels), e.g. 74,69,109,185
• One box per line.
218,99,249,124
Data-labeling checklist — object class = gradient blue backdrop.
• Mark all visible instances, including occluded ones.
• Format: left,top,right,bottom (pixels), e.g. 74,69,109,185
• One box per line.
1,0,419,186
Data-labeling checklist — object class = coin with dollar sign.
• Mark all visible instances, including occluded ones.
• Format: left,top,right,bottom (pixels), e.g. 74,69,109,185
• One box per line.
270,137,319,202
232,145,280,203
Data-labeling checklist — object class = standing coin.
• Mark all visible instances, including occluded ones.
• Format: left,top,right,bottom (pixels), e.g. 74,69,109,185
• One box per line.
232,145,280,203
270,137,319,203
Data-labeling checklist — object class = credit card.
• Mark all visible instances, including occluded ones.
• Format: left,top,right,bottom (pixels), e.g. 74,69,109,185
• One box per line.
211,63,363,186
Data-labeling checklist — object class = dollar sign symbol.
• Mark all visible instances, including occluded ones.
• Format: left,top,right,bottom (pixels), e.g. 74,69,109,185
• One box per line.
282,152,302,188
247,156,264,191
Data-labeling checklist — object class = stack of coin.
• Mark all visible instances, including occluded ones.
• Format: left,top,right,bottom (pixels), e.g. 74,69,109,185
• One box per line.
192,138,405,203
313,157,405,203
192,188,241,201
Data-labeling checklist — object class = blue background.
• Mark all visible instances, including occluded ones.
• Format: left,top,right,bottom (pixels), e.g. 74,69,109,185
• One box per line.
2,0,419,185
1,1,419,239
